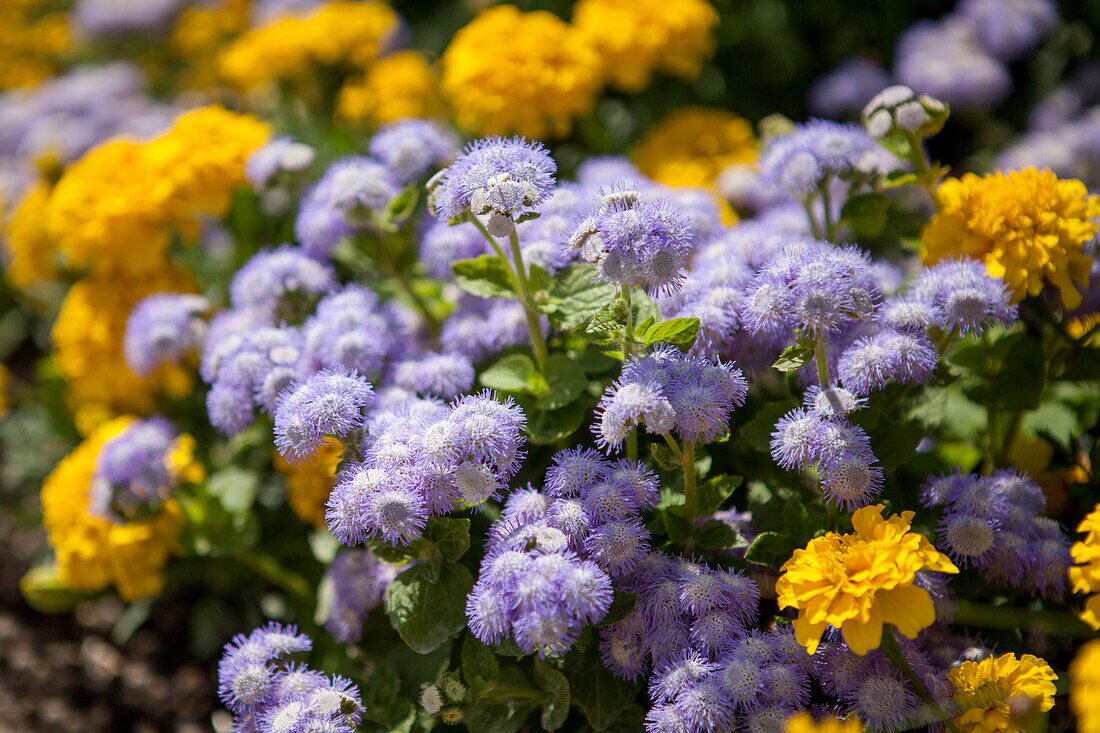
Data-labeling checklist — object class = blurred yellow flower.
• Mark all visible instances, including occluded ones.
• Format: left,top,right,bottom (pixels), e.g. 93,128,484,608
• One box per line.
1071,639,1100,733
2,181,57,289
785,712,862,733
41,417,202,601
573,0,719,92
0,363,9,420
1069,503,1100,629
633,107,757,191
776,504,958,655
275,437,343,527
337,51,444,126
170,0,252,90
922,169,1100,310
217,0,399,89
948,653,1057,733
0,2,71,90
440,5,603,139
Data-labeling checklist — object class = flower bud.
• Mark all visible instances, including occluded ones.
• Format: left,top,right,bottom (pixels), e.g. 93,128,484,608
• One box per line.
862,84,948,140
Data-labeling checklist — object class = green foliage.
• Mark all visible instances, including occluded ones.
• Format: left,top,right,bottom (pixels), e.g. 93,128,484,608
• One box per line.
385,562,475,654
453,256,517,299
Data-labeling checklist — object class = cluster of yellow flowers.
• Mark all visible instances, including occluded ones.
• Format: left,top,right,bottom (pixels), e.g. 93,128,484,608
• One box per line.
633,107,758,189
3,106,269,432
948,653,1057,733
337,51,444,126
1071,639,1100,733
217,1,399,89
0,0,71,90
776,504,958,655
572,0,720,93
1069,502,1100,629
170,0,252,90
922,169,1100,309
40,417,203,601
784,712,862,733
274,438,343,527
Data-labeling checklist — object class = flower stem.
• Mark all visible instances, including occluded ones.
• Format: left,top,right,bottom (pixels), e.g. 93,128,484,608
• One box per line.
881,625,962,733
233,549,313,604
802,196,824,240
815,333,831,387
820,176,836,242
508,229,550,375
682,441,697,527
622,287,637,461
951,599,1096,637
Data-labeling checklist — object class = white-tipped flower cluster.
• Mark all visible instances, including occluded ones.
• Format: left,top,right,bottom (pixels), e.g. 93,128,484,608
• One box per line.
862,85,948,140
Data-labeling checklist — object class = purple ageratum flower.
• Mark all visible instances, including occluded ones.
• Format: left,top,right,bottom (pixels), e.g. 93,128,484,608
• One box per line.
585,517,650,577
73,0,184,37
368,119,458,184
325,156,402,224
649,652,718,703
301,285,409,380
937,510,999,568
908,258,1017,336
229,246,335,324
836,328,937,396
391,351,475,399
895,18,1011,109
668,678,736,733
957,0,1058,61
245,136,316,190
323,548,401,644
430,136,556,237
418,219,490,280
274,371,374,461
217,623,312,714
576,156,643,186
88,416,178,521
440,296,545,364
367,483,430,545
514,184,590,274
758,120,878,198
124,293,209,377
544,447,610,499
819,446,884,509
803,385,866,419
662,187,725,246
808,58,893,118
568,186,695,296
204,325,305,435
447,390,526,470
676,566,760,623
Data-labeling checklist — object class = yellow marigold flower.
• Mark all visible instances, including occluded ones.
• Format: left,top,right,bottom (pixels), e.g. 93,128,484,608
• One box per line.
337,51,444,126
41,417,201,601
948,653,1057,733
785,712,862,733
572,0,719,93
2,181,57,289
52,269,197,433
1072,639,1100,733
217,1,399,89
440,5,603,139
633,107,758,190
1069,503,1100,629
0,4,71,90
170,0,252,90
776,504,958,655
921,169,1100,310
275,437,343,526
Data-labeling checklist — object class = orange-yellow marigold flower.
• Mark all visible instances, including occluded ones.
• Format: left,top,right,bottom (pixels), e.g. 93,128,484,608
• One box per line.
336,51,443,126
275,437,343,527
776,504,958,655
1069,503,1100,629
1071,639,1100,733
921,169,1100,310
785,711,862,733
2,180,57,289
948,652,1057,733
632,107,757,190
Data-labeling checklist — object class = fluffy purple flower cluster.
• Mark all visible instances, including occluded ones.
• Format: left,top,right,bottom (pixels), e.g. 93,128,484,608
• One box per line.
595,346,748,450
123,293,209,376
301,285,409,380
73,0,185,37
246,136,316,191
890,257,1018,336
368,119,458,185
89,416,178,522
323,549,402,644
466,449,658,655
325,391,526,546
440,296,543,364
758,120,879,198
808,58,893,119
512,183,591,274
430,136,557,237
770,395,884,510
392,351,475,400
217,623,363,733
922,470,1073,597
274,370,374,461
895,18,1012,109
229,246,335,325
418,220,491,280
567,185,695,295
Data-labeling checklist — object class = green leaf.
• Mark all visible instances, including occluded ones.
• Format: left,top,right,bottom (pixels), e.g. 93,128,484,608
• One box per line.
205,466,260,514
640,317,700,347
548,264,617,329
385,563,474,654
480,354,548,394
464,701,529,733
871,418,926,470
744,531,798,569
527,401,587,444
695,520,739,550
424,517,471,562
454,255,516,299
772,344,814,373
462,633,499,687
597,590,637,628
385,184,420,225
882,170,919,189
534,660,571,731
537,355,589,409
839,193,889,237
1023,401,1078,450
696,474,742,516
968,337,1045,410
565,653,640,730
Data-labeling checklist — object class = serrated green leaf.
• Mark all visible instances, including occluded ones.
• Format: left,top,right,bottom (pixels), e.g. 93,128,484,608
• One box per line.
840,193,889,237
772,344,814,373
480,354,548,394
454,255,516,299
205,466,259,514
537,355,589,410
385,563,473,654
641,317,700,347
425,517,471,562
696,474,742,516
385,184,420,225
597,590,637,628
565,653,640,730
527,401,587,444
462,633,499,687
744,531,798,569
695,520,738,550
534,660,570,731
548,264,617,329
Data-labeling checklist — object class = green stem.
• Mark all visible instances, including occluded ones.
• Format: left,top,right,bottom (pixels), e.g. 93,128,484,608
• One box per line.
508,229,550,375
233,549,313,604
815,333,831,387
820,176,836,242
951,600,1096,638
622,287,637,461
662,432,684,462
802,196,824,240
683,442,697,527
881,625,963,733
905,132,942,207
995,409,1024,467
394,270,440,339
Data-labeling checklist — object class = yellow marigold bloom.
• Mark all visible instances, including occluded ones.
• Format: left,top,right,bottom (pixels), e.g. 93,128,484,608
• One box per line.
921,169,1100,310
785,712,862,733
41,417,201,601
573,0,719,93
776,504,958,655
275,437,343,526
217,1,399,89
1069,503,1100,629
1071,639,1100,733
52,269,196,434
0,3,71,90
440,5,603,139
2,181,57,289
948,653,1057,733
337,51,444,126
633,107,758,189
170,0,252,90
